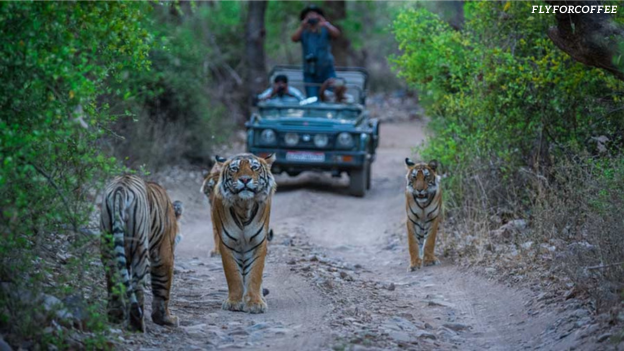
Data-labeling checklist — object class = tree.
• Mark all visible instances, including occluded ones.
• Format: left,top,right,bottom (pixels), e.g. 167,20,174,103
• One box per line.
545,0,624,81
324,0,350,66
244,1,268,98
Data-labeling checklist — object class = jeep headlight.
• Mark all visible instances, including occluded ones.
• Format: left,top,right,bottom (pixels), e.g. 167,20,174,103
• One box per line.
284,132,299,146
337,132,354,148
260,129,276,145
314,134,329,148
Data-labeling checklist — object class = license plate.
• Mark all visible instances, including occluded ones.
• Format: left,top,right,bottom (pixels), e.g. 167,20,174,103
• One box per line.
285,151,325,162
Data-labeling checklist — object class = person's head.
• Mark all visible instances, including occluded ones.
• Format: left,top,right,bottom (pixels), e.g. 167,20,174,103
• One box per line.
273,75,289,96
300,5,325,27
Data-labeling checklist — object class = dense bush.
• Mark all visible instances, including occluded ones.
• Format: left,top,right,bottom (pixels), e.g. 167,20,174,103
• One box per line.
107,3,241,169
0,2,152,347
393,2,624,308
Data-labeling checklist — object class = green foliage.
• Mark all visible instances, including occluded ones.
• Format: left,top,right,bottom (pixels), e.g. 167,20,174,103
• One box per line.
393,2,624,308
393,2,624,201
109,3,237,168
0,2,152,347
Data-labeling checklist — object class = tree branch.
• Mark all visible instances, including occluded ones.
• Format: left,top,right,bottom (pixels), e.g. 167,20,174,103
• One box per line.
545,0,624,81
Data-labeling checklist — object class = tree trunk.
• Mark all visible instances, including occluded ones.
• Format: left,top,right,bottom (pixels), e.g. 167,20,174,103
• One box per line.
244,1,268,98
545,0,624,81
425,1,464,30
324,0,351,67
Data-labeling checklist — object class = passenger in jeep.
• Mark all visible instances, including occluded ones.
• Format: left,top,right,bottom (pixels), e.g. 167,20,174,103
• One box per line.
258,74,305,103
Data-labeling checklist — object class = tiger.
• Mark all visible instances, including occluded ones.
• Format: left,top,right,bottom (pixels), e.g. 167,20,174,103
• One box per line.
211,153,276,313
404,159,443,271
100,175,183,331
200,156,227,257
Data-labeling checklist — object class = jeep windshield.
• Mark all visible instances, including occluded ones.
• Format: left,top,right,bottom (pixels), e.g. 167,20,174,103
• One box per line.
259,106,360,120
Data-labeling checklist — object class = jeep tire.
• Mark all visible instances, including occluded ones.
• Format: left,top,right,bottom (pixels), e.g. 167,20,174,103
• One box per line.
349,164,368,197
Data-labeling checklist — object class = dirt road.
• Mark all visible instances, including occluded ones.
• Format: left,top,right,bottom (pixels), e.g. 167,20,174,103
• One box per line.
126,120,607,350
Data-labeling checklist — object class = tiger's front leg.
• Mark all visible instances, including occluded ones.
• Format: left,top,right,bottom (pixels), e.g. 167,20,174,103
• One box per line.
242,239,268,314
406,221,422,271
150,236,179,327
210,220,221,257
423,217,441,267
220,240,245,311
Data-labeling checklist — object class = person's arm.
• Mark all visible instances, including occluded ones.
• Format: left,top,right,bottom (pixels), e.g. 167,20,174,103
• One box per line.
258,88,273,101
291,20,307,42
320,18,340,38
318,79,333,102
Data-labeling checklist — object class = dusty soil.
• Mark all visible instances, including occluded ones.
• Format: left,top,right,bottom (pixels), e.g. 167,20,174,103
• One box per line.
123,118,617,350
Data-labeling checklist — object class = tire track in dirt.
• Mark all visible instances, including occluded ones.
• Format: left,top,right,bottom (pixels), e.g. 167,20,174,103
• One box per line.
123,120,607,350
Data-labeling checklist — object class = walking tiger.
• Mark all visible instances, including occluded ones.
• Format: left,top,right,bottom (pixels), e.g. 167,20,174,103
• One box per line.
404,159,442,271
211,153,276,313
100,175,182,331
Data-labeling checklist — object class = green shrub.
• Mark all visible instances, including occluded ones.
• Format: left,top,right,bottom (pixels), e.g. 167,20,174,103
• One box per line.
0,2,152,347
392,2,624,306
108,3,239,169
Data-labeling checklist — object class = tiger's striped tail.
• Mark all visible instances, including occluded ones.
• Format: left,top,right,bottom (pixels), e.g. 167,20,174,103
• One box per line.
111,190,139,309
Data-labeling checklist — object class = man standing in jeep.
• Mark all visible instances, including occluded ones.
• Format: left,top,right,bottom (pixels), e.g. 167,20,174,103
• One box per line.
291,5,341,98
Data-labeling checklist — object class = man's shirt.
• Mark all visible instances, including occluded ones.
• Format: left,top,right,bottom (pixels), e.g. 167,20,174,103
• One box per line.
258,86,305,102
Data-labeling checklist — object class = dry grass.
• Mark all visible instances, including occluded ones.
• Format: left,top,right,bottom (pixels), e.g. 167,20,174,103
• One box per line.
439,153,624,312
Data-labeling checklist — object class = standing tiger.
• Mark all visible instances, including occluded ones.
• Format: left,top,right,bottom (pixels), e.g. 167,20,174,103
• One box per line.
404,159,443,271
100,175,182,331
200,156,227,257
211,153,276,313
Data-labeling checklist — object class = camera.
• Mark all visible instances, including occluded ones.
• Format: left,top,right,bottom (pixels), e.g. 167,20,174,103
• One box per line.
276,86,286,96
307,18,319,26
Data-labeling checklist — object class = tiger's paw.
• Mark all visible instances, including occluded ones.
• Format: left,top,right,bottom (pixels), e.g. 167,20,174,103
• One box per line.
243,299,268,314
408,259,422,272
129,303,146,333
222,299,244,312
152,312,179,327
210,249,221,258
423,256,440,267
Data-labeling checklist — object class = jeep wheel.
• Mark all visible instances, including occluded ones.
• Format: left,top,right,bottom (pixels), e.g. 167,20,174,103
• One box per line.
349,166,367,197
366,162,372,190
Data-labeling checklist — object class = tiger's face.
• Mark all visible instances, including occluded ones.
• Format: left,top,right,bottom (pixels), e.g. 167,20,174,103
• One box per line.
217,153,276,202
405,158,439,203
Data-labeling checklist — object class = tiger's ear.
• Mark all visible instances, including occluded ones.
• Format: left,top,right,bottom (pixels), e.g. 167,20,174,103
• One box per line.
215,155,227,164
428,159,439,172
264,153,276,166
405,158,415,168
173,200,184,220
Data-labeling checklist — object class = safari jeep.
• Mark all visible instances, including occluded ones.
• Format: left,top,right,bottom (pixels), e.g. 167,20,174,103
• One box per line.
246,66,380,197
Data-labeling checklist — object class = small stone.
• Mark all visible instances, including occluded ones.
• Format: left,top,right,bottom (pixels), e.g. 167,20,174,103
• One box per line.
287,259,296,265
386,283,396,291
387,331,411,342
442,323,471,332
597,333,612,343
427,300,455,308
415,330,436,340
246,323,270,332
564,288,577,300
339,271,353,281
228,327,249,336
